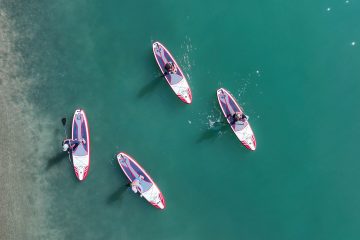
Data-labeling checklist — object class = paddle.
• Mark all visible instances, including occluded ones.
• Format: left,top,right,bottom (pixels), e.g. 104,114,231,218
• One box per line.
61,117,68,138
61,117,72,164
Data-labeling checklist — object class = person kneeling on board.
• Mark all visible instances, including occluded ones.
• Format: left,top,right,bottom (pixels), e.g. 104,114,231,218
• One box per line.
230,112,248,125
164,62,177,75
62,138,86,152
131,175,144,197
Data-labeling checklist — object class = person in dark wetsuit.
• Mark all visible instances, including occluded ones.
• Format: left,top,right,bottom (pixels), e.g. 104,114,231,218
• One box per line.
164,62,177,75
62,138,86,153
229,112,248,125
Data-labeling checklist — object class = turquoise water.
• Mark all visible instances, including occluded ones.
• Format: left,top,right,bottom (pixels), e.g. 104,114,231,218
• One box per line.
1,0,360,239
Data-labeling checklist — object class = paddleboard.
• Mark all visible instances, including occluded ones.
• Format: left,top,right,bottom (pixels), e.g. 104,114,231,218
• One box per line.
71,109,90,180
217,88,256,150
117,152,166,209
152,41,192,104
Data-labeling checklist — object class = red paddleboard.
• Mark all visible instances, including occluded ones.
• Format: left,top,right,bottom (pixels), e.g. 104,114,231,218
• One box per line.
71,109,90,180
152,41,192,104
217,88,256,150
117,152,166,209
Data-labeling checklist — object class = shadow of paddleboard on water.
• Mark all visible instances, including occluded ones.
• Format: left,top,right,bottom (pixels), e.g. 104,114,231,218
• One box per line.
106,184,130,205
137,75,164,98
46,151,68,170
196,122,229,143
106,154,131,205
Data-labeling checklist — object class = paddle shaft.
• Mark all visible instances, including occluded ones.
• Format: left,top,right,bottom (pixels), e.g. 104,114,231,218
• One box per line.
61,117,72,163
61,118,68,138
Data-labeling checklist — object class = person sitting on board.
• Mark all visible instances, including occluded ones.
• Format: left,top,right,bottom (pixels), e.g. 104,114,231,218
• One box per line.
164,62,177,75
230,112,248,125
62,138,86,152
131,175,144,197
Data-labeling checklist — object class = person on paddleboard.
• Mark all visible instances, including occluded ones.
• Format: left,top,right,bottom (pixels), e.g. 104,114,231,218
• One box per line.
62,138,86,152
131,175,144,197
230,112,248,125
164,61,177,75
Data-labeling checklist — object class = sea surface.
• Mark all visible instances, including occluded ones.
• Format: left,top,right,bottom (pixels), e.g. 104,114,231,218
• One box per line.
1,0,360,239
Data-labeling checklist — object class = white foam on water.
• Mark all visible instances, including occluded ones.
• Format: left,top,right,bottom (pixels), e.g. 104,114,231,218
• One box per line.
227,71,262,123
232,69,263,98
208,118,216,128
180,35,196,79
234,73,250,97
206,107,224,129
207,116,221,129
186,73,191,81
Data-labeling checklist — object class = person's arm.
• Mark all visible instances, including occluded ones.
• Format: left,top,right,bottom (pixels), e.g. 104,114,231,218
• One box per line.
138,186,143,197
131,185,138,193
227,114,234,121
70,140,80,150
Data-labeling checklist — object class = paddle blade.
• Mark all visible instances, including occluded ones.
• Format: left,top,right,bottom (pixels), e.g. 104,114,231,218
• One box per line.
61,117,66,126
